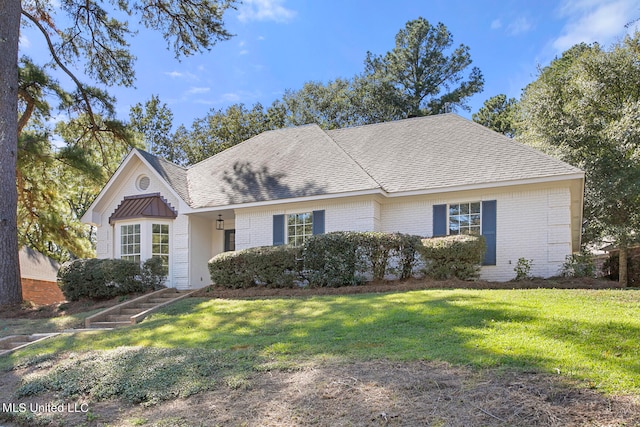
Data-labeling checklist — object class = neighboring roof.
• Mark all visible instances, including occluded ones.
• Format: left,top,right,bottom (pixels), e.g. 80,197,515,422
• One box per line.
123,114,584,209
109,193,178,224
19,247,60,282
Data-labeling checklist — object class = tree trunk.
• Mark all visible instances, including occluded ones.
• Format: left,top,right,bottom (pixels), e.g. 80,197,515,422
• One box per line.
0,0,23,305
619,245,628,287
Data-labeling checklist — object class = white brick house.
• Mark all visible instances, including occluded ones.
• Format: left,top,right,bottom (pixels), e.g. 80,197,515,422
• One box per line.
82,114,585,288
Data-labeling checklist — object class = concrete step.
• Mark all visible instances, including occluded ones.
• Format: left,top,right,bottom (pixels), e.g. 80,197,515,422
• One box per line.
0,341,30,349
89,321,130,328
106,315,132,322
120,308,143,315
136,303,159,309
0,334,59,354
84,289,198,329
148,298,176,304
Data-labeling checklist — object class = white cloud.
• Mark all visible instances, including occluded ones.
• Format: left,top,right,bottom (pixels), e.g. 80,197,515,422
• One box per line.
237,0,297,23
506,17,533,35
491,19,502,30
164,70,199,81
187,87,210,95
552,0,640,52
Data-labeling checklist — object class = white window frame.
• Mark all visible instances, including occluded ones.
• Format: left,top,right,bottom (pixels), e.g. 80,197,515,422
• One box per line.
152,223,170,268
287,212,313,247
115,220,172,275
120,223,141,262
448,201,482,236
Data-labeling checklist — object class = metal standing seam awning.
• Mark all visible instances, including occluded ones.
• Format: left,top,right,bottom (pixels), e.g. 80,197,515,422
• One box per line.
108,193,178,224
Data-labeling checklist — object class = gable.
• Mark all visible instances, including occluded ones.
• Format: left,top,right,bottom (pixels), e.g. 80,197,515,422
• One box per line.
82,150,186,226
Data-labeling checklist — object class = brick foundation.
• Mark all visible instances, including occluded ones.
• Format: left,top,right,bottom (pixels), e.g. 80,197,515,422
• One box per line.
21,278,66,305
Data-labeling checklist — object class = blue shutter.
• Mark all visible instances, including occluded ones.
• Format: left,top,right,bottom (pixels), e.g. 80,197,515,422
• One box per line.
273,214,285,246
433,204,447,237
482,200,497,265
312,210,325,235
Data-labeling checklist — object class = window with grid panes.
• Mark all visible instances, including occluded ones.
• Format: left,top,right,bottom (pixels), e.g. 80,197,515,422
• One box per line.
120,224,141,262
287,212,313,246
448,202,481,235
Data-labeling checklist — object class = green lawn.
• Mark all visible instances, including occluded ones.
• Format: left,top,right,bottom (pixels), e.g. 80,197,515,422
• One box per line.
5,288,640,396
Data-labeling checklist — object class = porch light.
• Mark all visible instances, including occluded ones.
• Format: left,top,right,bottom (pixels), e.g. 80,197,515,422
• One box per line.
216,214,225,230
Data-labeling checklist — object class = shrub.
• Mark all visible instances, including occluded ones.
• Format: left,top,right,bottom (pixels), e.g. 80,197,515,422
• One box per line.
514,257,533,281
419,235,486,280
304,232,424,286
303,232,362,287
141,257,169,289
356,232,423,281
208,246,302,289
561,251,595,278
57,258,164,301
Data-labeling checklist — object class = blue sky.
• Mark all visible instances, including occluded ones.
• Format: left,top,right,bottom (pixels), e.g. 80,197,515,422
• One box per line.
21,0,640,130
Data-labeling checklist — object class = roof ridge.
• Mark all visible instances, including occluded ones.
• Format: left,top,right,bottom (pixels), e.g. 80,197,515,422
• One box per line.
187,125,316,170
321,128,384,191
327,114,450,135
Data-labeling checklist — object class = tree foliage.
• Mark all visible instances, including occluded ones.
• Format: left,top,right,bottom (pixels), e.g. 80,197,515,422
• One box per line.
161,16,484,164
364,18,484,116
0,0,237,304
517,35,640,285
130,95,178,161
472,94,518,137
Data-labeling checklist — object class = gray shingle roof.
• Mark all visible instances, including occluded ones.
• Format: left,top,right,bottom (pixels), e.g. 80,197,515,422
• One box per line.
138,114,583,208
327,114,583,193
186,124,380,208
137,149,190,204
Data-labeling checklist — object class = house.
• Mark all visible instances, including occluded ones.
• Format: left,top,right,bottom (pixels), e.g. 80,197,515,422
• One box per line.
81,114,585,288
19,247,64,305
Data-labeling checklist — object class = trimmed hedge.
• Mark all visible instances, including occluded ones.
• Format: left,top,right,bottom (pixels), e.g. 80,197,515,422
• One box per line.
208,232,485,289
420,235,486,280
303,232,423,287
304,232,362,287
57,257,168,301
208,245,303,289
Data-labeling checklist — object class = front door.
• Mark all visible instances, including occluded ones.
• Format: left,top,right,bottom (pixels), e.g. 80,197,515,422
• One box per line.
224,229,236,252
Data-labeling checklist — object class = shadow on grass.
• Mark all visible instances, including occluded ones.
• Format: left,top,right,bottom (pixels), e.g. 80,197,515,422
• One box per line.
8,290,640,393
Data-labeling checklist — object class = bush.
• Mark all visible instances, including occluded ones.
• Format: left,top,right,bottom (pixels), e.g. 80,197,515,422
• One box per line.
561,251,595,278
303,232,363,287
141,257,169,289
513,257,533,281
57,258,165,301
208,246,303,289
304,232,424,286
419,235,486,280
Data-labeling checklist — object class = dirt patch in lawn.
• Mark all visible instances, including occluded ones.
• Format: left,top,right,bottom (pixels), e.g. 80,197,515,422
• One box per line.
1,359,638,426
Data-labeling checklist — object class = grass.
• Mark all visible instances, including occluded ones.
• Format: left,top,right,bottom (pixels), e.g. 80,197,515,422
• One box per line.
0,308,104,338
3,288,640,402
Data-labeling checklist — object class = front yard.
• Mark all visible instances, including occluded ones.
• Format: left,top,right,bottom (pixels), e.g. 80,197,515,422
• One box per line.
1,283,639,426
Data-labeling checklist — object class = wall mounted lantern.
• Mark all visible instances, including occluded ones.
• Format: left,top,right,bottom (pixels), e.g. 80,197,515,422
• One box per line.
216,214,224,230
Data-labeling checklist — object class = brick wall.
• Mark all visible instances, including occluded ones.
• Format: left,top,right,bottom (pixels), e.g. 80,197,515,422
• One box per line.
21,278,65,305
